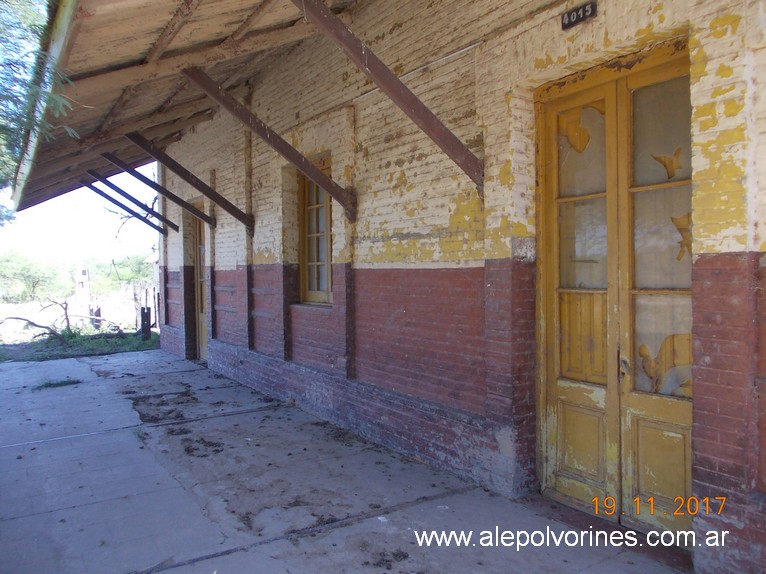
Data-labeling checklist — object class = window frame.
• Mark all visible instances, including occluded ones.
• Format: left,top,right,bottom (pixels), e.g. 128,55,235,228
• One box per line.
298,156,333,304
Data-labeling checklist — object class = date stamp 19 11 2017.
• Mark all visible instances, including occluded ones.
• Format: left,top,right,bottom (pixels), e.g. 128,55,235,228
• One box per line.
592,496,727,517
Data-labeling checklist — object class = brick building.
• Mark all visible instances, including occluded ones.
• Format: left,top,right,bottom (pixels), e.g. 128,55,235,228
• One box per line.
12,1,766,571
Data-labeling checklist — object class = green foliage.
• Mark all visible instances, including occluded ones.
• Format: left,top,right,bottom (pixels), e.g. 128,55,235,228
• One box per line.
1,0,73,191
89,255,154,296
0,204,14,226
0,252,73,303
0,331,160,362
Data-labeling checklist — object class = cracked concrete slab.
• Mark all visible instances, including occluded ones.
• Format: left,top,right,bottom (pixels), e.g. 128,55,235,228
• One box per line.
0,350,691,573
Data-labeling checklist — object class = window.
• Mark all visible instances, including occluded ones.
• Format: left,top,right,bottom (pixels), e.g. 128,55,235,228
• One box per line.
299,157,332,303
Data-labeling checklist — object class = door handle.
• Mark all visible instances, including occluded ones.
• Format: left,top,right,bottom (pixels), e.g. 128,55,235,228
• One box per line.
619,356,630,379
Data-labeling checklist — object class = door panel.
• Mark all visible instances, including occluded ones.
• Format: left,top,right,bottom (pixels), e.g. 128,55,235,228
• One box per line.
542,84,620,514
539,42,692,534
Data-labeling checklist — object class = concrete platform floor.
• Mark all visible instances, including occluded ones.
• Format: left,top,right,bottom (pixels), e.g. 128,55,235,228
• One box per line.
0,350,692,574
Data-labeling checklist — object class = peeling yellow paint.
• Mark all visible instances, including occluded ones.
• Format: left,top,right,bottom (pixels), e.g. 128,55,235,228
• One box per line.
692,122,749,252
711,84,736,98
251,248,277,265
716,63,733,78
498,160,514,189
405,200,425,218
635,22,655,40
709,14,741,39
692,102,718,130
723,98,744,117
603,29,612,49
688,33,707,83
534,53,566,71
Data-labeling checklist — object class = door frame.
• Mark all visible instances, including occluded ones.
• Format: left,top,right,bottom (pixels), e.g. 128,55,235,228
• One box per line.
534,38,692,523
191,201,208,361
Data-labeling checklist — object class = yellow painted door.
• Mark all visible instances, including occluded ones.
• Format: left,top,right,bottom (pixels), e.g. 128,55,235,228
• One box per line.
193,212,208,361
539,43,692,533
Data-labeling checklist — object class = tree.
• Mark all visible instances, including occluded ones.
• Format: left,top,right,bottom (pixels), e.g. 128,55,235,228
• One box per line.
1,0,72,191
0,252,71,303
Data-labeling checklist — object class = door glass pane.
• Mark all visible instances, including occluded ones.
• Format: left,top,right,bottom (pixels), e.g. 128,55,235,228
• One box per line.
558,103,606,197
309,265,317,291
318,263,327,291
634,295,692,398
317,206,325,233
559,198,607,289
633,185,692,289
317,235,326,263
633,76,692,186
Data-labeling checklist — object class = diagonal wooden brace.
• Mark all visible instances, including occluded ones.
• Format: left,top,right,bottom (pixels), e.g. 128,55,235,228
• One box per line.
101,152,215,227
82,180,168,236
125,132,254,233
86,169,179,232
289,0,484,198
182,67,357,222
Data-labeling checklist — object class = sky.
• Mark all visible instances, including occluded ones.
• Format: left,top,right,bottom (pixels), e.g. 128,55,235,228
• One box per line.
0,163,160,266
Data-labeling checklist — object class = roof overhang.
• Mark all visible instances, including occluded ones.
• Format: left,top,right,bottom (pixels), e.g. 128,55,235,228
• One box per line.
12,0,355,211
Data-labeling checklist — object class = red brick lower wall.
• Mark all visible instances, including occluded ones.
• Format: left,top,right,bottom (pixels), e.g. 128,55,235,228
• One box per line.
483,255,537,489
290,263,352,376
355,267,486,413
212,267,248,346
160,266,196,359
192,257,539,498
691,252,765,573
251,264,294,358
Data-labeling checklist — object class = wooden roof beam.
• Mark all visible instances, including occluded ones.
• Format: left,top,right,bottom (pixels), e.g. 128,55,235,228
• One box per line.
125,132,254,233
183,67,357,222
86,170,179,232
102,152,215,227
97,0,205,133
65,19,327,105
144,0,205,63
82,180,168,236
220,0,280,47
32,111,214,181
290,0,484,198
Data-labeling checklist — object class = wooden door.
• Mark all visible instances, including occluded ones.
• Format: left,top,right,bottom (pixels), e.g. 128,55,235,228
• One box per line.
192,211,208,361
538,42,692,533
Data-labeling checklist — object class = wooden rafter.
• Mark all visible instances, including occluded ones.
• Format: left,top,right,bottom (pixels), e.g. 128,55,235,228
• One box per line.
144,0,205,63
290,0,484,197
82,181,168,236
125,132,254,232
183,67,357,222
97,0,205,134
32,111,214,182
86,169,179,232
65,19,326,105
37,90,233,166
102,152,215,227
220,0,279,47
29,132,183,190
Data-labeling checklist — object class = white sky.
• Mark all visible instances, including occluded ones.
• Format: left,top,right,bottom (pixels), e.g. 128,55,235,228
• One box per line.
0,163,160,266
